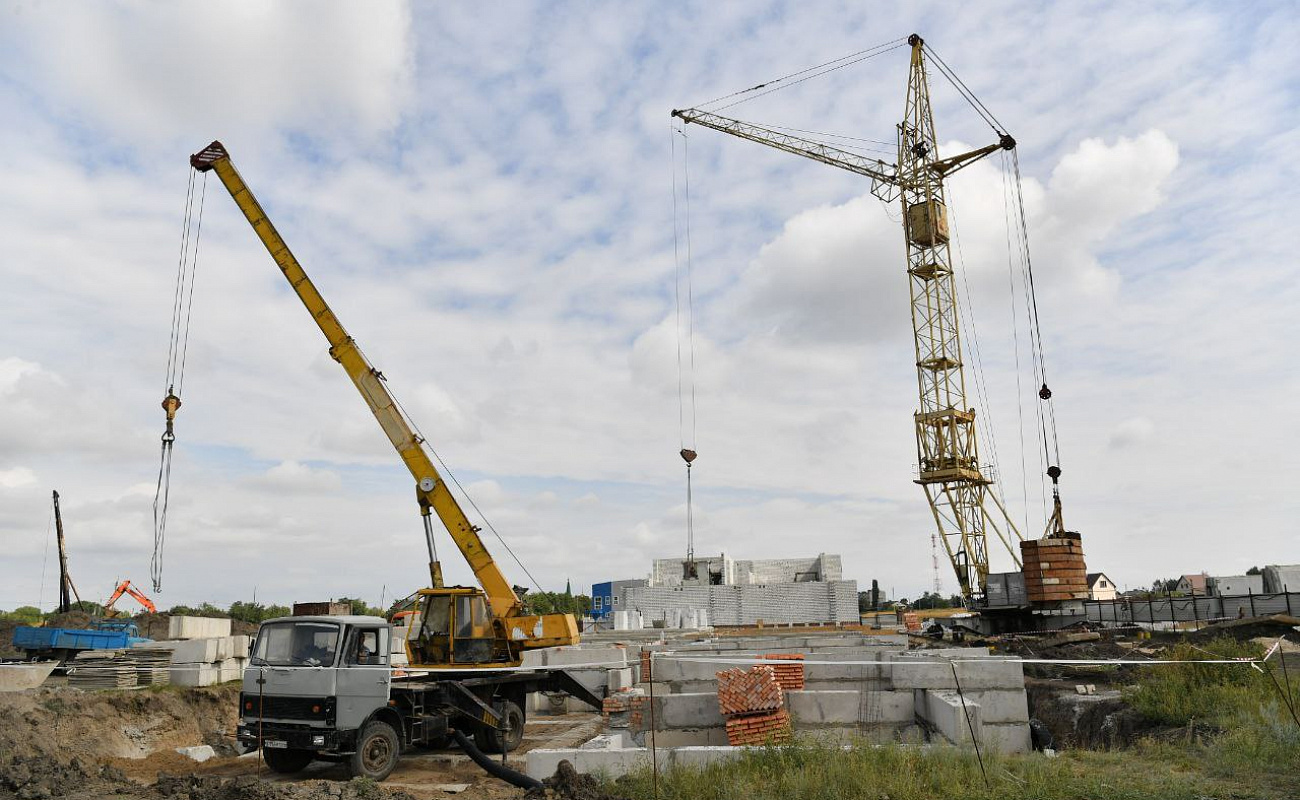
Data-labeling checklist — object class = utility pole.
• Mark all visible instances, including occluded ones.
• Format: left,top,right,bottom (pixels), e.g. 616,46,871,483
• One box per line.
52,490,80,614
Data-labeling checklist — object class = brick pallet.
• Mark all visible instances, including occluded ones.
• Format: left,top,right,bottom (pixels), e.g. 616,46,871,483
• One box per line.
762,653,805,690
725,708,792,745
716,665,784,716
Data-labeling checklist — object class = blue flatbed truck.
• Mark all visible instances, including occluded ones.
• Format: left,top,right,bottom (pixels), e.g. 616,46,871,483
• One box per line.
11,620,151,662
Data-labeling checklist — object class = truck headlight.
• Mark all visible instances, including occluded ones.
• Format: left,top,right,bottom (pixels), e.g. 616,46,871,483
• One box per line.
311,735,325,746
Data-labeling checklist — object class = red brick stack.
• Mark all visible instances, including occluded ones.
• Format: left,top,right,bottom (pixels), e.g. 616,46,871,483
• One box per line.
762,654,805,690
603,688,635,716
715,665,792,746
724,708,792,745
716,665,785,716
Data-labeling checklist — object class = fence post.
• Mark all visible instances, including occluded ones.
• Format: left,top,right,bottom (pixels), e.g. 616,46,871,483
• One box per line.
1249,589,1256,618
1168,588,1176,629
1287,589,1294,617
1191,588,1200,629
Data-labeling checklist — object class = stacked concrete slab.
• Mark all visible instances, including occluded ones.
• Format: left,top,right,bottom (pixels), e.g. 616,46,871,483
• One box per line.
623,581,859,627
167,616,232,639
632,634,1028,756
522,643,633,714
139,634,251,687
529,635,1032,779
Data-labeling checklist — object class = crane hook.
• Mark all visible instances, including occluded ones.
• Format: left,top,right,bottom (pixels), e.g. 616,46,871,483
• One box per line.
680,448,697,464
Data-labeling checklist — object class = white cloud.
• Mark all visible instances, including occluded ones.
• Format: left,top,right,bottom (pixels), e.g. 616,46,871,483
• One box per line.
1108,418,1155,450
2,1,414,147
253,461,343,494
0,3,1293,611
0,467,37,489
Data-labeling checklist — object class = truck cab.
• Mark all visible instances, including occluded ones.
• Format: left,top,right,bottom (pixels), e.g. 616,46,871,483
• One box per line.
237,615,400,779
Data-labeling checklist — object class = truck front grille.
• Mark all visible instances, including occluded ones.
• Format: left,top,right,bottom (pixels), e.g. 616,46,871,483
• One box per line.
241,693,334,721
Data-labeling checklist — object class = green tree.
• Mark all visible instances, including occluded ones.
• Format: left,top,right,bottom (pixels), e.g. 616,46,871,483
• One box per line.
1,606,43,624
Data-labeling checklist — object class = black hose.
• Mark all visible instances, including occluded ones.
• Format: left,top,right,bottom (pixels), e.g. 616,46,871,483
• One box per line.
451,729,542,790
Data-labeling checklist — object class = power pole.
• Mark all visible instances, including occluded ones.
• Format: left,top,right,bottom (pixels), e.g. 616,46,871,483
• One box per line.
52,490,80,614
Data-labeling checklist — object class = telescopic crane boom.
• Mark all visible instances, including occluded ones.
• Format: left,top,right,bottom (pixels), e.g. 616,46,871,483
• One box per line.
187,142,577,665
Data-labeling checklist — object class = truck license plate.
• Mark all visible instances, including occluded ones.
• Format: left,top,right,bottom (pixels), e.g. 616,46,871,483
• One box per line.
263,740,288,749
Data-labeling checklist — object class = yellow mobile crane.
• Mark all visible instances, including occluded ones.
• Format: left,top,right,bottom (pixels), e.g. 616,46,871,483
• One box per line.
186,142,578,669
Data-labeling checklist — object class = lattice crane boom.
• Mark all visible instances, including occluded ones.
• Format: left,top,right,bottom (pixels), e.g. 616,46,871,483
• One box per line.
674,34,1023,601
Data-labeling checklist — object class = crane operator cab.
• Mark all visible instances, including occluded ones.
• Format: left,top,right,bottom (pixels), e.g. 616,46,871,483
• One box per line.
409,587,517,667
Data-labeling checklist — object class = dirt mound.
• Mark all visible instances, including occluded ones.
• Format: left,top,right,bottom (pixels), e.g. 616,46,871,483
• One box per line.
0,753,135,800
525,761,628,800
0,685,239,764
154,774,416,800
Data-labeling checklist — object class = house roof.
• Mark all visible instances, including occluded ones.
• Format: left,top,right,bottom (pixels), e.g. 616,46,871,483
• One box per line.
1179,573,1208,591
1086,572,1111,586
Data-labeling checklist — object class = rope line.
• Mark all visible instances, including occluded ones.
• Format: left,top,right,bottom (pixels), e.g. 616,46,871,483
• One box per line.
694,38,907,111
389,387,548,597
705,41,908,114
922,43,1005,135
153,168,206,593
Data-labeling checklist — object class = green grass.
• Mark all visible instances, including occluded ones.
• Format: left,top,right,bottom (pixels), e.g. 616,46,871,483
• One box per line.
607,737,1284,800
607,639,1300,800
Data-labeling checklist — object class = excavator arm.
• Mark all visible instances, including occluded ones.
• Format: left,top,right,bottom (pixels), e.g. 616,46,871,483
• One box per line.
104,580,156,616
188,142,576,655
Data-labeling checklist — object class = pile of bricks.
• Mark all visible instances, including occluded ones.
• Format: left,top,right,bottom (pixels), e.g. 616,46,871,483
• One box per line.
716,665,784,716
715,665,792,746
762,653,805,690
724,708,792,746
602,687,643,729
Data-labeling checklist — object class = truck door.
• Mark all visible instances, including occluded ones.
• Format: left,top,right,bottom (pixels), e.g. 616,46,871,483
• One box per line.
335,626,391,731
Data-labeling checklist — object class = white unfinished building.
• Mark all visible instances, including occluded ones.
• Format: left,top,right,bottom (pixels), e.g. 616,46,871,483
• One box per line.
618,553,858,627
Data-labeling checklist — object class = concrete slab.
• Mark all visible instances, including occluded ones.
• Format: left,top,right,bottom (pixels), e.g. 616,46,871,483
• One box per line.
981,722,1032,754
915,690,982,745
964,690,1029,724
891,659,1024,691
0,662,56,692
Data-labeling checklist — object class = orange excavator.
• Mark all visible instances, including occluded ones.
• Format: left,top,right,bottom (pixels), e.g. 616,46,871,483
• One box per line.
103,580,157,617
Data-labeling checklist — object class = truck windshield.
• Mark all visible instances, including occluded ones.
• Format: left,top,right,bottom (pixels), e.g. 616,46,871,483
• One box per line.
250,622,340,667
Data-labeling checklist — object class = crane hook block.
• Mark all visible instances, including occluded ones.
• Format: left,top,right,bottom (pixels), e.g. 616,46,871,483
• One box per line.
161,393,182,422
680,448,698,464
1046,465,1062,482
1038,383,1052,400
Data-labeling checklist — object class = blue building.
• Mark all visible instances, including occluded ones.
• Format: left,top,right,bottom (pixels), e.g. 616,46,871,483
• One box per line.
590,579,647,622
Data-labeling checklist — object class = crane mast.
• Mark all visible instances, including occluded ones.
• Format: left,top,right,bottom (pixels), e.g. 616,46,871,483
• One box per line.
674,34,1022,601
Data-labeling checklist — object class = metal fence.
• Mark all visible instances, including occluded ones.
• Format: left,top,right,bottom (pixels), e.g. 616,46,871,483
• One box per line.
1085,591,1300,629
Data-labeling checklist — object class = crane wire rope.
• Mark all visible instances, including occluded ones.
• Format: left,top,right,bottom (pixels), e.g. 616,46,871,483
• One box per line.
927,41,1061,529
152,169,207,592
944,183,1004,489
698,39,908,114
388,388,548,597
670,125,700,564
922,43,1006,137
37,500,54,612
1001,150,1035,536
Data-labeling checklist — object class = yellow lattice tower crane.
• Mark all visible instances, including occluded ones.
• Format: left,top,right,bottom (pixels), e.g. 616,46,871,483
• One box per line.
673,34,1026,603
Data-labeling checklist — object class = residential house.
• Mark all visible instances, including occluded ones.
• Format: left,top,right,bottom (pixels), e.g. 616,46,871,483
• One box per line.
1176,573,1208,595
1087,572,1117,601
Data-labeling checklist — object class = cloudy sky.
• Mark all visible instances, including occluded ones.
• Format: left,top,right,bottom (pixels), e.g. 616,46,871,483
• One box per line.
2,1,1297,612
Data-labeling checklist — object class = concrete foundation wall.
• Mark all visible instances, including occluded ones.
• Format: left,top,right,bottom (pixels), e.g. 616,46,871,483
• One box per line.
624,581,859,626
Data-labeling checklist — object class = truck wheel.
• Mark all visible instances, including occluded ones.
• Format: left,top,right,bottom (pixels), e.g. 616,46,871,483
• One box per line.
475,700,525,754
348,720,400,781
262,747,314,774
